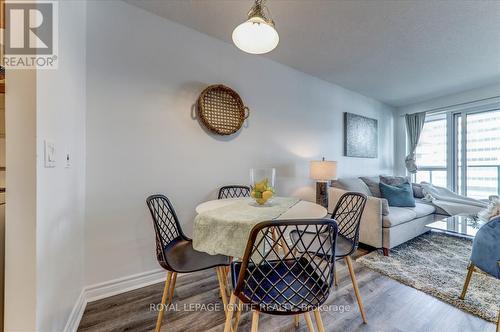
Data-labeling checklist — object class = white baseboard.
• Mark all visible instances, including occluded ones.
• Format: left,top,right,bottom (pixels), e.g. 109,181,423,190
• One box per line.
64,289,86,332
85,268,166,302
64,268,166,332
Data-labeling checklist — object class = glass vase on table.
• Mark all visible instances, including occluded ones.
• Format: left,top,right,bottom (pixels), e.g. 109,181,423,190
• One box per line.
249,168,276,206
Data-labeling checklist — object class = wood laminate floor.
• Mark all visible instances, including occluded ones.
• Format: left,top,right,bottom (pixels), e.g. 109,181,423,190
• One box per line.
78,249,496,332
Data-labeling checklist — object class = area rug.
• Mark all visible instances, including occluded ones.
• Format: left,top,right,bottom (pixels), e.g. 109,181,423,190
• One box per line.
357,233,500,322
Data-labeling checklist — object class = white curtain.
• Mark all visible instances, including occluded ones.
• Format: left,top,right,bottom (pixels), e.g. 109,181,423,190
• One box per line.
405,111,426,173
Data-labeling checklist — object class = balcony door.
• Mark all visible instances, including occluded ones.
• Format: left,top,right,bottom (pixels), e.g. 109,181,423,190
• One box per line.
455,109,500,199
415,104,500,199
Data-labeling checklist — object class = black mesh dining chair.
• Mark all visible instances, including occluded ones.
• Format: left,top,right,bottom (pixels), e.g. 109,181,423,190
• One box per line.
218,185,251,199
290,192,368,324
146,194,230,332
223,219,338,332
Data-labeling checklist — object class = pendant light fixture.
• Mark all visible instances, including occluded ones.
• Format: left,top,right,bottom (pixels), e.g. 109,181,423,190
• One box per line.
232,0,279,54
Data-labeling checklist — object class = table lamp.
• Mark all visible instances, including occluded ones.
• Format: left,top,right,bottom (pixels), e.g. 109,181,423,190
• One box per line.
310,158,337,208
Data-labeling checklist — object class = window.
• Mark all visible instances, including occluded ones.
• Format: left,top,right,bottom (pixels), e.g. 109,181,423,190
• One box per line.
415,114,447,187
414,105,500,199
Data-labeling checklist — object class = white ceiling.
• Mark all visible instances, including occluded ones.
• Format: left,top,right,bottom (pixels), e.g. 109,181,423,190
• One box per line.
124,0,500,107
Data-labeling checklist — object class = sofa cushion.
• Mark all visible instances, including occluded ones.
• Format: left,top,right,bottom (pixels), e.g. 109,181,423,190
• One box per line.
415,198,448,215
383,202,436,227
360,176,382,197
409,202,436,218
383,207,417,227
380,182,416,207
331,178,371,196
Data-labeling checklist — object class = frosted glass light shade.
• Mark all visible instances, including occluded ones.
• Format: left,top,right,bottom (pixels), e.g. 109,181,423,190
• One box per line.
310,160,337,181
232,17,279,54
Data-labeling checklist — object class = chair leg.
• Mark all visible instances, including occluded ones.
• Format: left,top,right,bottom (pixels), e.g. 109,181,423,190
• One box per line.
497,307,500,332
167,272,177,305
226,257,233,281
232,299,242,332
155,271,172,332
222,266,231,295
303,312,315,332
345,256,367,324
334,264,339,287
223,294,236,332
251,310,259,332
313,309,325,332
459,262,475,300
294,315,300,327
496,307,499,332
271,227,281,253
216,267,229,314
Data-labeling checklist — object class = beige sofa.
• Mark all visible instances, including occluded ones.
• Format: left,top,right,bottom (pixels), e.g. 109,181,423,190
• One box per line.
328,176,448,255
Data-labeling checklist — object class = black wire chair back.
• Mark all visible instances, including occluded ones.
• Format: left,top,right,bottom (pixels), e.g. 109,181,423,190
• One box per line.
146,194,189,270
331,192,367,248
232,219,338,315
218,185,251,199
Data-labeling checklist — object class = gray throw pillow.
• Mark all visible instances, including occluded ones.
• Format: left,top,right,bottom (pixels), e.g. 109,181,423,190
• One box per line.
380,175,411,186
412,183,425,198
360,176,382,198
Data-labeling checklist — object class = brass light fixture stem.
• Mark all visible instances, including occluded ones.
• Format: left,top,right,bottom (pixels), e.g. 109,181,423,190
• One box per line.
247,0,275,26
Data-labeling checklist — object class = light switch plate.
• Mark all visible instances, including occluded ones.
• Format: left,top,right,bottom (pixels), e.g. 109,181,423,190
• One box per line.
44,139,56,168
64,151,71,168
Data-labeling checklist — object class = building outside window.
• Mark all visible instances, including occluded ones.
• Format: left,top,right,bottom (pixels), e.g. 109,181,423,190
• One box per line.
415,106,500,200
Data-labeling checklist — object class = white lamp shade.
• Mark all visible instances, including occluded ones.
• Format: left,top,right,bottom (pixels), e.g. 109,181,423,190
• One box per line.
310,160,337,181
232,17,279,54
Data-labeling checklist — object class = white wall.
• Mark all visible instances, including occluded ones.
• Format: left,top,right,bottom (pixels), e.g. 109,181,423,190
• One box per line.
35,1,87,331
5,70,37,332
84,1,395,286
394,83,500,175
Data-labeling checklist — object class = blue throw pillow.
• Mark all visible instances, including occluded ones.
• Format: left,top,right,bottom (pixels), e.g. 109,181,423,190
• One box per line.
379,182,416,207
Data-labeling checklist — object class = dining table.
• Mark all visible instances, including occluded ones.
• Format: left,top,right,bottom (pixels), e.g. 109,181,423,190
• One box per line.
192,196,328,259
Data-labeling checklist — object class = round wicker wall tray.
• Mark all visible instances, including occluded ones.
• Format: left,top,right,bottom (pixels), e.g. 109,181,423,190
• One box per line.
197,84,249,135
